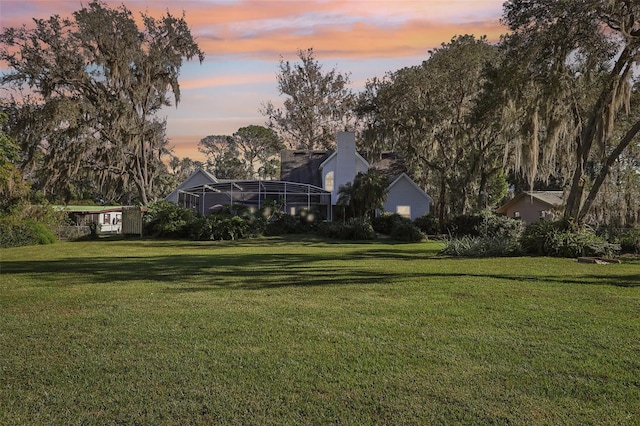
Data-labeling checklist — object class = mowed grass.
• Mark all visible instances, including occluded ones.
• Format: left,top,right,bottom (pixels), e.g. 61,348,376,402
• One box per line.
1,236,639,425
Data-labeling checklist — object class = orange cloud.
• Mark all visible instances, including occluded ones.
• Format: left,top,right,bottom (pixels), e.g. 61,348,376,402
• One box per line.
196,19,506,61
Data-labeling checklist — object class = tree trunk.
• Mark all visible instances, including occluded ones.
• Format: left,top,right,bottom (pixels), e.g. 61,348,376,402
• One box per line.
578,119,640,224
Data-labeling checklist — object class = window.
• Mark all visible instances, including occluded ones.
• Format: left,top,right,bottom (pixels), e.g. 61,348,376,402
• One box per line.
325,171,334,191
514,211,520,218
397,205,411,219
103,213,111,225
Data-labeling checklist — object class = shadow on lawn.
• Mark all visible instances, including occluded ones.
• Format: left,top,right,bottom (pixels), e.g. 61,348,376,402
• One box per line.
3,248,638,289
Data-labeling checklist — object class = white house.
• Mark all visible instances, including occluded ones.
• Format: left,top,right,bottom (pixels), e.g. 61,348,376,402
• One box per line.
281,131,432,220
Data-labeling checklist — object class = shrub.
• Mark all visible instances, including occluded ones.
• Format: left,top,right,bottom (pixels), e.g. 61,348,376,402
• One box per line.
144,201,196,238
448,211,524,240
521,220,620,258
441,236,521,257
619,228,640,254
265,213,302,236
372,213,406,235
316,219,376,240
0,217,56,248
390,220,424,242
414,213,440,235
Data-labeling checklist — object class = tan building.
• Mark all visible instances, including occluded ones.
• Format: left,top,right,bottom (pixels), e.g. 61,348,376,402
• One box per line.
495,191,564,224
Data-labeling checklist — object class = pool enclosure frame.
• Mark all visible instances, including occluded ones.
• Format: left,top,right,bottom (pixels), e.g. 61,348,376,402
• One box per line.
176,180,333,219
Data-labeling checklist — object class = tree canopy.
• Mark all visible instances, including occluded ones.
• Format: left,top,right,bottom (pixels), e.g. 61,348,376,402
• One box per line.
0,0,204,205
357,35,504,224
499,0,640,225
198,125,284,180
261,48,356,151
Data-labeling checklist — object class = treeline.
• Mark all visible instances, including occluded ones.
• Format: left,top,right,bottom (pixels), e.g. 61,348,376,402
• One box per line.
1,0,639,232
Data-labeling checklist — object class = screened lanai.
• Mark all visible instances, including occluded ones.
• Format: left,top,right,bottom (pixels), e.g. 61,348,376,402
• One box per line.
177,180,332,219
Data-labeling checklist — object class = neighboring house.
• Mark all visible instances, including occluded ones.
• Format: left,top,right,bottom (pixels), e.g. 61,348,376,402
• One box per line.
495,191,564,224
168,132,432,221
57,205,123,234
57,205,146,236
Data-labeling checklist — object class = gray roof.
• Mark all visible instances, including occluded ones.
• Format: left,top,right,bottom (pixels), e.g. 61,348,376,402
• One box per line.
280,150,331,186
280,149,408,185
496,190,565,213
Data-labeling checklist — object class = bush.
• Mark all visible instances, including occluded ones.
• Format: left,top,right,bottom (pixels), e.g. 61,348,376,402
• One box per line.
448,211,524,240
521,220,620,258
372,213,406,235
265,213,302,236
619,228,640,254
414,213,440,235
144,201,197,238
390,220,424,242
316,218,376,240
0,217,56,248
441,236,521,257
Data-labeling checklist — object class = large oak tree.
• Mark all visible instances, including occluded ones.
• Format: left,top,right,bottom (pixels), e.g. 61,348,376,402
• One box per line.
499,0,640,225
0,0,204,205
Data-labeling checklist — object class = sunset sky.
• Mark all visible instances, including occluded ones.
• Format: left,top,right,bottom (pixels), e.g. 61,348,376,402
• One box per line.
0,0,507,160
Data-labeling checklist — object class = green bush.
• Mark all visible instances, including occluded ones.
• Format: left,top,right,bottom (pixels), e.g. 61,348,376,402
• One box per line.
521,220,620,258
265,213,302,236
448,211,524,240
413,213,440,235
390,220,424,242
619,228,640,254
441,236,522,257
372,213,406,235
0,217,56,248
316,219,376,240
144,201,197,238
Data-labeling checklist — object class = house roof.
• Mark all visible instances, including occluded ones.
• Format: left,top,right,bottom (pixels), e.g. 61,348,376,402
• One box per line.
280,150,331,187
318,150,369,170
495,191,564,214
280,149,410,187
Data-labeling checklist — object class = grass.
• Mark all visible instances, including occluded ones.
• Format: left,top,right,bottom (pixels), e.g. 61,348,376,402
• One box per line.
1,236,639,425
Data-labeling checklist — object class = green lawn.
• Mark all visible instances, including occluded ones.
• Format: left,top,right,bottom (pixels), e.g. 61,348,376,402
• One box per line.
1,236,639,425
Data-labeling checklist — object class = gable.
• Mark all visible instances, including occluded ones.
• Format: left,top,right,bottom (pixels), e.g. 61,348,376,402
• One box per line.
387,174,432,203
166,168,217,203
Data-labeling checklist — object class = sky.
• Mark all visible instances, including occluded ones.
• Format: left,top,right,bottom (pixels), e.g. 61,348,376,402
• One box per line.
0,0,507,161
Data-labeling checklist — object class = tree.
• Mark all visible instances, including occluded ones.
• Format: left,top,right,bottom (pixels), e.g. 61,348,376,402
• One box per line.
357,35,503,225
198,135,247,179
0,0,204,205
233,125,284,179
337,169,389,220
0,112,28,212
499,0,640,225
261,48,356,150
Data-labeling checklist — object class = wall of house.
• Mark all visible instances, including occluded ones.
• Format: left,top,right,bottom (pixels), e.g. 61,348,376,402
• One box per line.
502,198,554,224
383,177,431,221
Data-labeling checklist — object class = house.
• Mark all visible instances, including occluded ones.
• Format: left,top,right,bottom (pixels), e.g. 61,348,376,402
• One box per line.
168,132,432,221
56,205,147,236
58,205,124,233
281,132,432,220
495,191,564,224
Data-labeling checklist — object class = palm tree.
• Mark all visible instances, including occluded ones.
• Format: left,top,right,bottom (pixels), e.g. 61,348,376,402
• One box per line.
338,169,389,220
